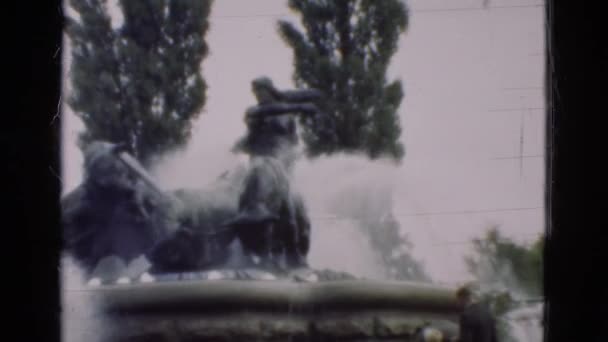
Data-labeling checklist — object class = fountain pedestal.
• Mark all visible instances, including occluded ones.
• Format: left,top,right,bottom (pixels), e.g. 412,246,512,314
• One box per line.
67,276,460,341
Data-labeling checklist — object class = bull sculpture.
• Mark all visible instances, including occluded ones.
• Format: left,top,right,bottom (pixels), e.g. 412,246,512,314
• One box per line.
62,77,326,278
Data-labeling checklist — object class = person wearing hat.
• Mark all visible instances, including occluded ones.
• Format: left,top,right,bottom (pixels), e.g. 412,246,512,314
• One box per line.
453,285,498,342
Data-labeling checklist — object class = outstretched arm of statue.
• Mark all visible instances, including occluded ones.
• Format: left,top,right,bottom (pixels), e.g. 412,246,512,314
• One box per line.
245,102,318,119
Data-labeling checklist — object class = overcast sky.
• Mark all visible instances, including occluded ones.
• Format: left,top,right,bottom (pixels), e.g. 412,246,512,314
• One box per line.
61,0,545,284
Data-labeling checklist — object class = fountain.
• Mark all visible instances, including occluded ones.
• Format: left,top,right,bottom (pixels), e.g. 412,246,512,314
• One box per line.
61,77,461,341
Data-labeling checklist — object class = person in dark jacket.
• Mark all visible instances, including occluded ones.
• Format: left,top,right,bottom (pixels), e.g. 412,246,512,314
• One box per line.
455,286,499,342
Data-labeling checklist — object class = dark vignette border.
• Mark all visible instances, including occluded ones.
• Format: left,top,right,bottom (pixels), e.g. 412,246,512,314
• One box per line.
5,0,608,341
545,1,608,342
6,1,63,342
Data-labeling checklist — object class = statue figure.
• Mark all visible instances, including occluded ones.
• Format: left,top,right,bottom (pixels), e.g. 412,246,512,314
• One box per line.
225,77,321,271
148,77,322,273
146,180,243,274
61,141,174,275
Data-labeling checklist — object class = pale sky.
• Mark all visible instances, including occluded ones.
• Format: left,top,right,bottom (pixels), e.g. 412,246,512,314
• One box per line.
61,0,545,284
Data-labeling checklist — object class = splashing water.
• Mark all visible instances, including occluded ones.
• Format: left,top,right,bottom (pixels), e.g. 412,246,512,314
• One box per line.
61,255,110,342
150,147,403,279
472,261,544,342
307,216,386,279
504,303,543,342
292,153,403,279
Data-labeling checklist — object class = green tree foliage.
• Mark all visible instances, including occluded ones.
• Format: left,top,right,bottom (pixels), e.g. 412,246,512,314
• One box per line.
365,212,430,281
66,0,212,165
466,226,544,341
466,226,543,297
332,183,430,281
279,1,412,279
278,0,408,160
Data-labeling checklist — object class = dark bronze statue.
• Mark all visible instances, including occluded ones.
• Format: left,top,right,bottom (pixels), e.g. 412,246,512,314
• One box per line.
62,77,322,277
225,77,318,270
146,183,242,273
61,141,172,275
148,77,321,273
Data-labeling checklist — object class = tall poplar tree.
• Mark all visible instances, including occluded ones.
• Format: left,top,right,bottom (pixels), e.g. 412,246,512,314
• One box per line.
278,0,408,160
279,0,418,280
66,0,212,165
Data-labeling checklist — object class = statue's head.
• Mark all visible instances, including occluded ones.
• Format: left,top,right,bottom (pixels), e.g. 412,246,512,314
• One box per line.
83,141,133,191
251,77,279,104
456,285,473,307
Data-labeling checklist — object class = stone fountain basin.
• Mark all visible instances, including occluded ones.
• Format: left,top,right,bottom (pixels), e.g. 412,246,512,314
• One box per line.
65,278,461,341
